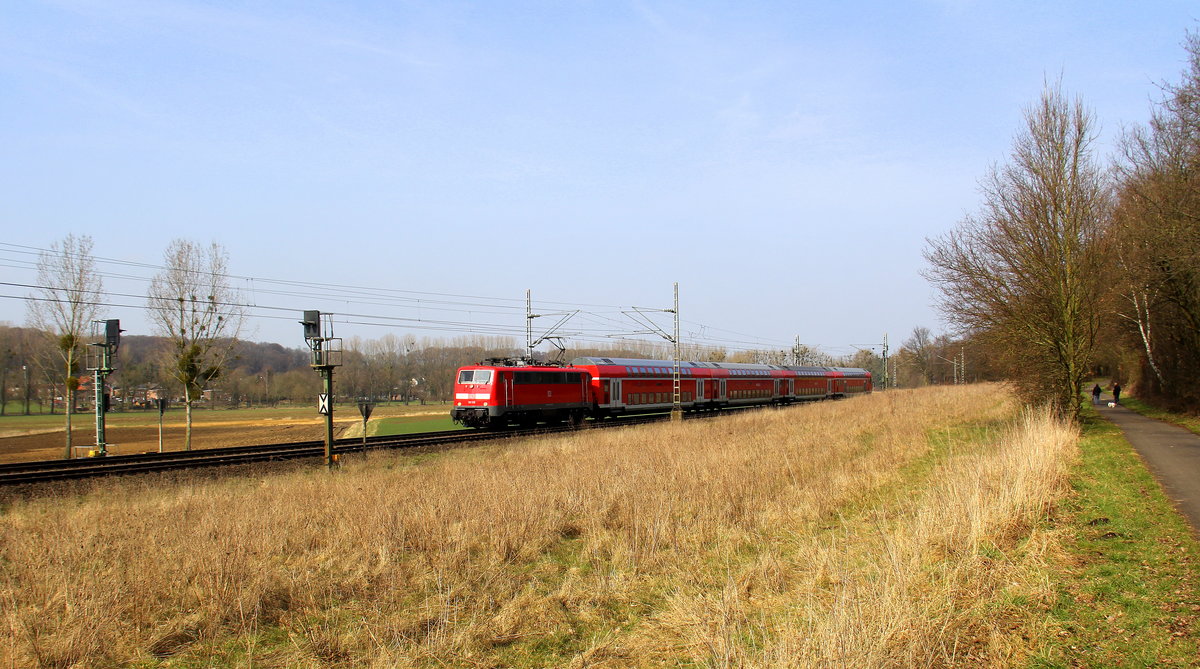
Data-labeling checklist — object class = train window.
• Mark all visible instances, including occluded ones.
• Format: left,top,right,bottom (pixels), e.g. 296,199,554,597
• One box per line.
514,371,581,384
457,370,493,384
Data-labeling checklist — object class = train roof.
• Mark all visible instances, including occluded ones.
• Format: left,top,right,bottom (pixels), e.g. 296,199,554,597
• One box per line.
570,357,869,376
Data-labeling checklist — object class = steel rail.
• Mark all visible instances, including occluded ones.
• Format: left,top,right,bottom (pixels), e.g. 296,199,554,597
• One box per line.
0,412,677,487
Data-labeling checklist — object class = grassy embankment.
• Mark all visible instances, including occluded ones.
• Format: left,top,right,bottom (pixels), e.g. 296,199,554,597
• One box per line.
2,384,1197,666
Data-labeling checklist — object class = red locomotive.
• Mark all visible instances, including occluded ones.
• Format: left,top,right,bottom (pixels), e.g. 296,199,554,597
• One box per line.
451,356,872,429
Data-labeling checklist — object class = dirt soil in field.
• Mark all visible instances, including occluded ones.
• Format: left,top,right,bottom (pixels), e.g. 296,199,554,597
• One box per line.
0,419,359,463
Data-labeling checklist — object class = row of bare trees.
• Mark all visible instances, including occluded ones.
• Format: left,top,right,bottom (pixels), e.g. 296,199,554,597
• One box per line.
925,32,1200,417
1107,34,1200,409
23,236,242,454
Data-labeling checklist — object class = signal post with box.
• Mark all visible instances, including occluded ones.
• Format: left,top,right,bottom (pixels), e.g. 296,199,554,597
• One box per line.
86,319,122,457
301,310,342,469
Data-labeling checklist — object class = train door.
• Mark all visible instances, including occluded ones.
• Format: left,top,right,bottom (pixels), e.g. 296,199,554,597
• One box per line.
610,380,623,408
503,372,514,407
718,379,727,402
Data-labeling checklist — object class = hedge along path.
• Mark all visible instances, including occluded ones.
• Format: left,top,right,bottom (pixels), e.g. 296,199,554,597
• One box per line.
0,384,1073,668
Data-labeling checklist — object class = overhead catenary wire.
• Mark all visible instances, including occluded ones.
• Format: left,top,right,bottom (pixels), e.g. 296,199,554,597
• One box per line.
1,242,845,356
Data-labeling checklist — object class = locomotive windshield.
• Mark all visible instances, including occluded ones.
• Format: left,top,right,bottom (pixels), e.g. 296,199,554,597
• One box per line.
457,370,493,385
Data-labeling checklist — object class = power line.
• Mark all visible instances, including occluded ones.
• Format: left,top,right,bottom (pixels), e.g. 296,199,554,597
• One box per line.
2,242,855,355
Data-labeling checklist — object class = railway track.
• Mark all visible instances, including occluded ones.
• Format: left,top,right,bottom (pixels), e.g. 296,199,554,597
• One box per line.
0,412,676,487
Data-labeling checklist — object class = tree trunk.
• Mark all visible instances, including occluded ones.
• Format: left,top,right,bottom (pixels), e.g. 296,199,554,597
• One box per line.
64,381,73,459
184,386,194,451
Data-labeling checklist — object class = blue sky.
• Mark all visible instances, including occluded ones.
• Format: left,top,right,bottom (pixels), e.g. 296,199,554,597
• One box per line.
1,1,1196,357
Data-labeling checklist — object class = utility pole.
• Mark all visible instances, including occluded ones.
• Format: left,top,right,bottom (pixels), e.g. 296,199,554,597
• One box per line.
625,283,682,420
302,310,343,469
157,397,167,453
882,333,889,390
672,282,681,421
526,289,535,362
23,364,31,415
935,354,960,385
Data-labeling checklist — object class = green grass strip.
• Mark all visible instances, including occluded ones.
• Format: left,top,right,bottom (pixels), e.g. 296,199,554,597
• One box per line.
1032,405,1200,667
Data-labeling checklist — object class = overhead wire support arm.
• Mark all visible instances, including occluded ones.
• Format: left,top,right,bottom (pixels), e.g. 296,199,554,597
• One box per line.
526,289,579,363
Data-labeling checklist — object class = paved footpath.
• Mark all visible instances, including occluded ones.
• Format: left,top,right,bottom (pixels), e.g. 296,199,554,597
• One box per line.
1097,397,1200,534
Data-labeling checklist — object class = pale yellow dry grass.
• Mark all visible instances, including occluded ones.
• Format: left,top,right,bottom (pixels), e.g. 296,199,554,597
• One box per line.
0,384,1076,667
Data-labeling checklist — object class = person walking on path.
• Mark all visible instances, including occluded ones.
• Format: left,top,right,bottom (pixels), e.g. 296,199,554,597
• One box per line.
1113,382,1122,404
1092,383,1102,405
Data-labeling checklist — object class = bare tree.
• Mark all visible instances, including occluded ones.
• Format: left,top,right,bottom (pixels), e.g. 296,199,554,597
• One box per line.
0,339,13,416
26,235,104,457
902,326,936,385
147,240,245,450
925,83,1110,418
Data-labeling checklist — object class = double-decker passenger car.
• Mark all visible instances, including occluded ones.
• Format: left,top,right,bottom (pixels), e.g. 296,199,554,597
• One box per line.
569,357,871,417
451,356,871,428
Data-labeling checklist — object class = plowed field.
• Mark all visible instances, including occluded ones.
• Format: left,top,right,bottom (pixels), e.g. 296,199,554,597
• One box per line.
0,404,453,463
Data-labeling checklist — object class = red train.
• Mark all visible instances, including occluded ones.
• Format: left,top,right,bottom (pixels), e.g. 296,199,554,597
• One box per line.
451,356,872,429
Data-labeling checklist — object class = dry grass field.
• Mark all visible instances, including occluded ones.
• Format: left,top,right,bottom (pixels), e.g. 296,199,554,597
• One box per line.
1,385,1080,667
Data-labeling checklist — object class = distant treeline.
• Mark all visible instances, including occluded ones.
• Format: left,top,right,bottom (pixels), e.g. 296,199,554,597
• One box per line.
2,325,929,411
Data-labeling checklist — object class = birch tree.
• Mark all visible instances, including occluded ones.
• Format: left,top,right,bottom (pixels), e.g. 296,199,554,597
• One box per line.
147,240,245,450
27,234,103,457
1111,32,1200,406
